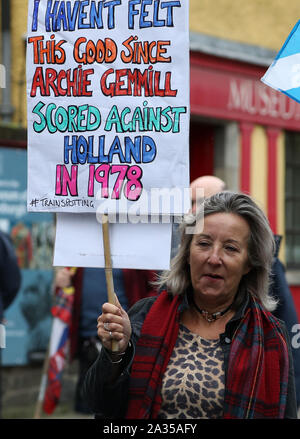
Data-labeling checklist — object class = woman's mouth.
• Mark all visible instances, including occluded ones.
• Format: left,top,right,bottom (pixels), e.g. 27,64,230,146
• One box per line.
203,273,224,281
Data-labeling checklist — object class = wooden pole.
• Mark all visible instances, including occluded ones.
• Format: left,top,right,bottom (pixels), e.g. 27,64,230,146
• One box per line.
102,214,118,352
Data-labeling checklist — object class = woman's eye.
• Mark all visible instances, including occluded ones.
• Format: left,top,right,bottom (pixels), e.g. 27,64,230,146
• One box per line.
226,246,238,252
198,241,210,247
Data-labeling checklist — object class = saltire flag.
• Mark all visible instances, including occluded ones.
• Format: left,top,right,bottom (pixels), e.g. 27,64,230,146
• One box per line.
42,267,77,414
261,20,300,103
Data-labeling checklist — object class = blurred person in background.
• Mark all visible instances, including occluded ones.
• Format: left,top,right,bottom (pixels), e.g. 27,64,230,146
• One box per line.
0,229,21,325
0,230,22,418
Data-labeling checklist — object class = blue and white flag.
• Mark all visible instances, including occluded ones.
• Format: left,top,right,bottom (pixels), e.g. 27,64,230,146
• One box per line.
261,20,300,103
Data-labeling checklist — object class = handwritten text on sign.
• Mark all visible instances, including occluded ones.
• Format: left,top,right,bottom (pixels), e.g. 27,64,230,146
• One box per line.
27,0,190,214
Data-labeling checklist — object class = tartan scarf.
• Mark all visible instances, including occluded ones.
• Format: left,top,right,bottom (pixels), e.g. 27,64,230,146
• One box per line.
125,290,289,419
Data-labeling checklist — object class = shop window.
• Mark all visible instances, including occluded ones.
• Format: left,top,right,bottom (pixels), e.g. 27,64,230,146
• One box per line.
285,132,300,269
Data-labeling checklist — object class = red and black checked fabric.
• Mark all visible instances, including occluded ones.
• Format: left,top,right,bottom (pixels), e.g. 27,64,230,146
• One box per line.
125,291,289,419
126,291,181,419
223,296,289,418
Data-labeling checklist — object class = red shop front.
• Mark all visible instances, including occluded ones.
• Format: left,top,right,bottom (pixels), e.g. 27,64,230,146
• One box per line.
188,45,300,319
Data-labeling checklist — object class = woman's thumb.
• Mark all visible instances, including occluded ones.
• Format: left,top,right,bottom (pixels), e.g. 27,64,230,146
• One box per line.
114,293,123,311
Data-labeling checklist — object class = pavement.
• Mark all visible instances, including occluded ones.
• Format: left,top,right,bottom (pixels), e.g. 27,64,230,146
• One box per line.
2,401,94,419
3,396,300,419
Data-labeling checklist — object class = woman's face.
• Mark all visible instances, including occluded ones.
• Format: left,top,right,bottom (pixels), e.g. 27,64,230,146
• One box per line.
188,212,251,305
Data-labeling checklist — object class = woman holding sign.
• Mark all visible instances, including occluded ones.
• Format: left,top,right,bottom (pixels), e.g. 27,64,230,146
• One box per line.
83,192,297,419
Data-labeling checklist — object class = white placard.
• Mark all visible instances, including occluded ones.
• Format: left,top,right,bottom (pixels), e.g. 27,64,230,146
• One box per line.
53,213,173,270
27,0,190,215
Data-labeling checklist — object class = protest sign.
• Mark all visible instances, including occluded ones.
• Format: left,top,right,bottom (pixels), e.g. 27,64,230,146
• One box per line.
27,0,190,216
53,213,173,270
261,20,300,104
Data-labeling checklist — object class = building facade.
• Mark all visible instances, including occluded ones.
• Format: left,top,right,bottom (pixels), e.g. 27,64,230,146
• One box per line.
187,2,300,313
189,33,300,312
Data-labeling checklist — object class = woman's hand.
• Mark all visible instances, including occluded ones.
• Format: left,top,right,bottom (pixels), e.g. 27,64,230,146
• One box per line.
97,294,132,354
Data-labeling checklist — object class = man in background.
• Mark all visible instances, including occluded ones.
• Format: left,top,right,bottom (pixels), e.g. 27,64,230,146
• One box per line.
190,175,226,206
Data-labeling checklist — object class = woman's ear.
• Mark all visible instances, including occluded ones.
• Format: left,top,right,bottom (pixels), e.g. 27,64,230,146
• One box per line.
243,262,251,276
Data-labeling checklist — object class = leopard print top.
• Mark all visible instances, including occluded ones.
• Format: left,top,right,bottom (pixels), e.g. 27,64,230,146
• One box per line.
158,324,225,419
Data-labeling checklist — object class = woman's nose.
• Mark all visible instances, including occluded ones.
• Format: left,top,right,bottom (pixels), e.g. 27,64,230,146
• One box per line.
207,248,222,265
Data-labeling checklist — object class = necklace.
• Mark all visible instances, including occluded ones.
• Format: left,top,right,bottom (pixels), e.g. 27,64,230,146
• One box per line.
191,296,233,323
